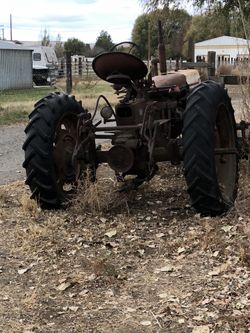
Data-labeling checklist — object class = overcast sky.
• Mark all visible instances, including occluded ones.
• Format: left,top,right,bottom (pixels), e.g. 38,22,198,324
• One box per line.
0,0,144,43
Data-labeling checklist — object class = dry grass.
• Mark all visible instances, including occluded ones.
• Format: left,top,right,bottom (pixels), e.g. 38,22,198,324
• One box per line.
72,166,135,214
240,82,250,122
1,162,250,332
217,64,233,75
1,70,250,333
0,80,118,125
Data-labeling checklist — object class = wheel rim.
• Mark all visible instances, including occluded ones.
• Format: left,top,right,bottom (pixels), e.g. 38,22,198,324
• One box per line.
214,104,237,203
53,113,78,193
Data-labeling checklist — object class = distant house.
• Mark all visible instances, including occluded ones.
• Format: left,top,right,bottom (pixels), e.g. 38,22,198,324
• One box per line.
195,35,250,68
0,41,33,90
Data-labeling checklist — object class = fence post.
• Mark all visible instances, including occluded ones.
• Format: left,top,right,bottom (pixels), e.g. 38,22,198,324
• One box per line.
66,52,72,94
86,59,89,78
208,51,216,76
79,57,82,76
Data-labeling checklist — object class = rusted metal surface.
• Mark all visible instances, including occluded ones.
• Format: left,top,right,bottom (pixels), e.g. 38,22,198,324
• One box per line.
92,52,148,82
157,20,167,75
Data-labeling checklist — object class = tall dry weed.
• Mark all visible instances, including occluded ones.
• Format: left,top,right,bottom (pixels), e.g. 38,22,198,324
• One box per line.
72,168,133,214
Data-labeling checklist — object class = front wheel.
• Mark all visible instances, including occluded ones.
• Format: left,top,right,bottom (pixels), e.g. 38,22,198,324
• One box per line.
183,81,238,216
23,92,94,209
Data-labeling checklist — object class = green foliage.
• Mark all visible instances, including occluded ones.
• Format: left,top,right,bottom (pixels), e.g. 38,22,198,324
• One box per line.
94,30,114,54
186,11,230,43
64,38,90,56
0,87,56,125
54,34,64,58
141,0,250,17
132,8,191,59
131,13,150,59
141,0,250,39
41,29,50,46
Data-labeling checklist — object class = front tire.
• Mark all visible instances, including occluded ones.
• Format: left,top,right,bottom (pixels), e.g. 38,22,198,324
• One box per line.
23,92,89,209
183,81,238,216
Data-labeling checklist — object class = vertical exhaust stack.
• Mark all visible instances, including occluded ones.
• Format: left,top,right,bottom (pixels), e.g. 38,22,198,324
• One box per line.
158,20,167,75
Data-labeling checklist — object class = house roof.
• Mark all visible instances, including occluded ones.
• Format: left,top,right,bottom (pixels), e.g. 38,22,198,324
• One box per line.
0,40,32,51
195,35,249,46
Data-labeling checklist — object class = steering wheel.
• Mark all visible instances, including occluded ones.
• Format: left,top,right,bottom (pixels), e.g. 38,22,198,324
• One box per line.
110,41,141,57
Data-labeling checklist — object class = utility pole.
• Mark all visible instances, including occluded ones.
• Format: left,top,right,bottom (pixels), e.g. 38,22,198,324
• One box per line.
0,25,4,40
10,14,13,41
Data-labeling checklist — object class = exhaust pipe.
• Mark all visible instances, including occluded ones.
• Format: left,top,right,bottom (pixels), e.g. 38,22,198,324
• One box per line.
158,20,167,75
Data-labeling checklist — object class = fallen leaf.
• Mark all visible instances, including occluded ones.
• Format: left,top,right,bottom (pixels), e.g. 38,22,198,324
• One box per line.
18,263,35,275
140,320,152,326
56,281,73,291
208,263,228,276
105,229,117,238
155,264,175,273
221,225,233,232
147,244,156,248
212,251,219,257
69,306,79,312
193,315,204,321
177,247,186,254
79,289,89,296
192,325,210,333
18,267,31,275
126,307,137,313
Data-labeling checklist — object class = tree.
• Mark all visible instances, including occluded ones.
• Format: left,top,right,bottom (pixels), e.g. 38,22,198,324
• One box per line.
64,38,88,55
131,13,151,59
41,29,50,46
54,34,64,58
132,8,191,59
141,0,250,40
141,0,249,16
94,30,114,53
185,11,230,43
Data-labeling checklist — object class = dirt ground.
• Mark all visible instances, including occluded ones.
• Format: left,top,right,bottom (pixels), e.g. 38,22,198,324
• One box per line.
0,84,250,332
0,161,249,333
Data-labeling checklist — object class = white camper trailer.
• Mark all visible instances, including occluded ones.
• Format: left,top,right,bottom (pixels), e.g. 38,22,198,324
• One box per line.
32,46,58,85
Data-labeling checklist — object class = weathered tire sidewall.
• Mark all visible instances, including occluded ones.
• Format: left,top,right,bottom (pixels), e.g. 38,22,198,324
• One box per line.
23,92,85,208
46,96,82,198
182,80,238,216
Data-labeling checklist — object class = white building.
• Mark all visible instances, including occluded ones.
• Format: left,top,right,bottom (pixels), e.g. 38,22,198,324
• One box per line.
195,35,250,68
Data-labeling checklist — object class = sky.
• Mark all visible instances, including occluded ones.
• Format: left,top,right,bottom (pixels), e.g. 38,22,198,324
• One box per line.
0,0,144,43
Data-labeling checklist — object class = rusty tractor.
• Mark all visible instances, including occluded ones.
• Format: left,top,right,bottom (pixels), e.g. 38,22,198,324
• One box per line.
23,22,250,216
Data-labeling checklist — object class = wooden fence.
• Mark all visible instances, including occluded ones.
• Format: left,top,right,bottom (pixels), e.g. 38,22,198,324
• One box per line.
58,56,96,80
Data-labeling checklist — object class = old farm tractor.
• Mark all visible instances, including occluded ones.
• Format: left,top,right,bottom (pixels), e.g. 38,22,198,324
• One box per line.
22,22,250,216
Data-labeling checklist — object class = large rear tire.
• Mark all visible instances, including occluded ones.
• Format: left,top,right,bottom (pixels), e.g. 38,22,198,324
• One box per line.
183,81,238,216
23,92,90,209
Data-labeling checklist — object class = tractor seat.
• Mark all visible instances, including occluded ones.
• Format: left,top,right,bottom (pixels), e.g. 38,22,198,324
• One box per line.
92,52,148,83
153,72,187,89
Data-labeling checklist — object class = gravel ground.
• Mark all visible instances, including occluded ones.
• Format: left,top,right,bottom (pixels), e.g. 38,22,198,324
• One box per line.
0,124,26,185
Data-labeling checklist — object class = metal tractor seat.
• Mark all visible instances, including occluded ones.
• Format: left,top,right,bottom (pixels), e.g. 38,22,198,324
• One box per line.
92,52,148,84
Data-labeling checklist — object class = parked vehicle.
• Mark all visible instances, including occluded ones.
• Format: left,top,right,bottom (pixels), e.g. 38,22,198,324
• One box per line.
32,46,58,85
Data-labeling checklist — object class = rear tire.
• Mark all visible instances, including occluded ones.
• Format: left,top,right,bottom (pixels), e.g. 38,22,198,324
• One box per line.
23,92,88,209
183,81,238,216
